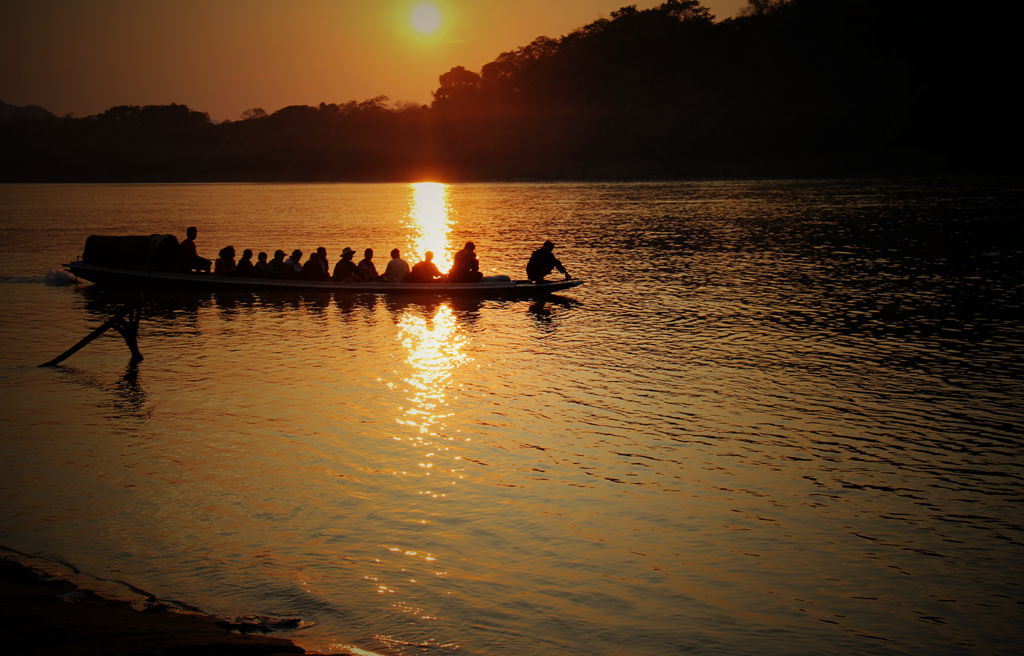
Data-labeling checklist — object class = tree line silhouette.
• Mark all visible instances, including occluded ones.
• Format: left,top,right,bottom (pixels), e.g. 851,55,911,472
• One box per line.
2,0,1018,181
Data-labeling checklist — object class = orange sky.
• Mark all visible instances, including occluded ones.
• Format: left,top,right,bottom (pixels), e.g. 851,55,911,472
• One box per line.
1,0,748,121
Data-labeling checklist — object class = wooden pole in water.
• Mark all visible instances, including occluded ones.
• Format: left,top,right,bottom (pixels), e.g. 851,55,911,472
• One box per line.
39,299,144,367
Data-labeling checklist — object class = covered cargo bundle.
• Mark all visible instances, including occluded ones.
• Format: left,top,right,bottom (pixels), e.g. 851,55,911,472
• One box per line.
82,234,180,270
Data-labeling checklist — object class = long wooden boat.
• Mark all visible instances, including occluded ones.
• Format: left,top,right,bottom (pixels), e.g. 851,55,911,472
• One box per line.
66,235,582,299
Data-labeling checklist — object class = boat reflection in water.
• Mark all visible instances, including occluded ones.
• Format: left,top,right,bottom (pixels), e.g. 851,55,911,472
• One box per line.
406,182,453,272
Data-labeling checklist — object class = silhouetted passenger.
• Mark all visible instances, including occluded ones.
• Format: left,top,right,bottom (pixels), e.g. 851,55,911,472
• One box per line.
236,248,255,276
254,251,269,277
214,245,237,276
178,226,211,272
316,246,329,277
267,249,289,278
448,241,483,282
333,247,362,281
302,251,329,280
285,249,303,278
382,248,410,282
408,251,444,283
357,248,380,281
526,240,570,283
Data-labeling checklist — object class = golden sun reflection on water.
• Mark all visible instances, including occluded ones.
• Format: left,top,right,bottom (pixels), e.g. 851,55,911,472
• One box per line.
406,182,453,271
370,303,469,642
395,304,469,448
374,187,466,638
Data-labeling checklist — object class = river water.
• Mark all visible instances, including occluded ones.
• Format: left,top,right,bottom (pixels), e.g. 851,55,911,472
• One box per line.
0,180,1021,655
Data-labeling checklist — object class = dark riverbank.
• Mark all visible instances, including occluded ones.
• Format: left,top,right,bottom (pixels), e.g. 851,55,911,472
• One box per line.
0,557,344,655
3,1,1017,183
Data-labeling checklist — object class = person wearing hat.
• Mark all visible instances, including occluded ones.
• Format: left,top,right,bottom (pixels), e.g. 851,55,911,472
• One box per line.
267,249,289,278
332,246,362,281
526,240,570,283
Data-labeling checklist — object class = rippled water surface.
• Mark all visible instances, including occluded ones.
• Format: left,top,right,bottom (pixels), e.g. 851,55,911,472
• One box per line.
1,180,1022,655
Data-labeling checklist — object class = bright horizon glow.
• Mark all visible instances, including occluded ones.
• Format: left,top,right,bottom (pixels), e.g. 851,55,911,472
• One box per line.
410,3,443,34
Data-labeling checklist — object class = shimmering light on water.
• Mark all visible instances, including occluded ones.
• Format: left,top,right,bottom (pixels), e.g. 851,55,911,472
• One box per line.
0,180,1022,656
396,303,468,442
406,182,452,270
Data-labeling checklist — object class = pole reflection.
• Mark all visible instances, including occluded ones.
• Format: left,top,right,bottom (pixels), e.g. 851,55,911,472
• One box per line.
406,182,453,271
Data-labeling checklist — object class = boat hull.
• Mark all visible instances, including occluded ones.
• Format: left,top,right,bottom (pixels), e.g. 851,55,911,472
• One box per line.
66,262,583,299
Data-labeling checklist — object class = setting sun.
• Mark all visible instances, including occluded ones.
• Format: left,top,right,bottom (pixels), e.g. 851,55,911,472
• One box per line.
410,3,442,34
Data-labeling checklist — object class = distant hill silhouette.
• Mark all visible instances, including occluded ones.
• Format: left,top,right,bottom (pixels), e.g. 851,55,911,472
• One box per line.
0,101,55,122
2,0,1019,181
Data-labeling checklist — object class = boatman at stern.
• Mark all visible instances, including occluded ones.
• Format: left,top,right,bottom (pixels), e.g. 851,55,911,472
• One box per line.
526,240,570,283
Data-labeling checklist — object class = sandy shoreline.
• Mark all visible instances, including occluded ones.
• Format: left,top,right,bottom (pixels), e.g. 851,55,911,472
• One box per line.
0,556,349,655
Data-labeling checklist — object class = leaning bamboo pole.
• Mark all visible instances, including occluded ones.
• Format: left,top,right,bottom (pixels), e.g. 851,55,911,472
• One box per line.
39,299,144,367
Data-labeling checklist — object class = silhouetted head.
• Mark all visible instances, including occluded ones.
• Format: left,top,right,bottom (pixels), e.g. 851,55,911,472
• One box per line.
543,240,555,250
317,246,327,259
364,248,373,259
342,247,356,260
425,251,434,262
219,245,235,259
273,249,285,261
257,251,268,262
390,248,400,259
186,226,198,240
290,249,302,261
241,248,253,260
464,241,475,251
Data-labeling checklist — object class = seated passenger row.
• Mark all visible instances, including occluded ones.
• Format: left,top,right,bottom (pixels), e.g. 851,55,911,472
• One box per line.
179,227,569,283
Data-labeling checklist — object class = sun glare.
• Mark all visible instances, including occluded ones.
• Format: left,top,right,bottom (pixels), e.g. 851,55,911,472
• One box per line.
406,182,452,271
410,3,442,34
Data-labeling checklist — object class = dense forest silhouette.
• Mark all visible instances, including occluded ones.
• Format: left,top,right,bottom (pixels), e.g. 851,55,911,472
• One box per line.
2,0,1018,181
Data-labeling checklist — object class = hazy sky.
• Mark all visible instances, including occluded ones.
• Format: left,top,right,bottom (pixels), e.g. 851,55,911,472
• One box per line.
1,0,748,121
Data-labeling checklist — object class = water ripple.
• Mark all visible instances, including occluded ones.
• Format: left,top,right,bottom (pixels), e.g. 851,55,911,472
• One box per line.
1,180,1022,655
